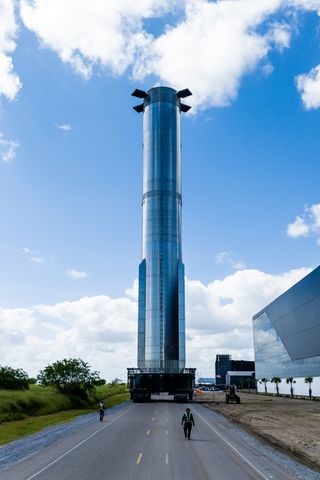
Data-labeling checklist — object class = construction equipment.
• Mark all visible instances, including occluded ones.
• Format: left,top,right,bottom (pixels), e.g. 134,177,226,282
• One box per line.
225,386,241,404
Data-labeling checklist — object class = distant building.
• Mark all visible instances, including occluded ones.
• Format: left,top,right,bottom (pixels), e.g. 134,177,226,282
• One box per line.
226,371,255,389
198,377,215,385
215,354,255,386
215,354,231,386
253,266,320,397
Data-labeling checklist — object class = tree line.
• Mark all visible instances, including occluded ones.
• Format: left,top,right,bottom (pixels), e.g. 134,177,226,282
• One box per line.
0,358,122,398
259,376,314,400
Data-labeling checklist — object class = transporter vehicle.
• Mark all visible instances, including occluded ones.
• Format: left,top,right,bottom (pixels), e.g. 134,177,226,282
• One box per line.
128,368,196,402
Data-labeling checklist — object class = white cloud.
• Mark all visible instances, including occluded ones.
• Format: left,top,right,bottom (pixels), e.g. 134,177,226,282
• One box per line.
20,0,174,77
132,0,291,109
125,278,139,300
215,251,246,270
287,215,310,237
287,203,320,243
66,269,88,279
0,132,19,163
0,266,311,380
18,0,320,110
289,0,320,13
19,0,297,110
0,295,137,381
55,123,71,131
15,246,46,264
0,0,22,99
296,64,320,109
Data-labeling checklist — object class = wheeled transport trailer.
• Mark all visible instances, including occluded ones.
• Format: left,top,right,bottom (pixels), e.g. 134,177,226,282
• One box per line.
128,368,196,402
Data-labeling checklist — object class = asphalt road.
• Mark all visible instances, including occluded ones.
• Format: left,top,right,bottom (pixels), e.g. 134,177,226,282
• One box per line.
0,400,315,480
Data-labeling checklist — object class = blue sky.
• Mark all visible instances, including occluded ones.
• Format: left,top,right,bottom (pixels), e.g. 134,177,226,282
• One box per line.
1,0,320,380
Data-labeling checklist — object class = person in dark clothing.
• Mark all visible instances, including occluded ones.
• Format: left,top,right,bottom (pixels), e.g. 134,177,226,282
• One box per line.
181,408,195,439
98,400,106,421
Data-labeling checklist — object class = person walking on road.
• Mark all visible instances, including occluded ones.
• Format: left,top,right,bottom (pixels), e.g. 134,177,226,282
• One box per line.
98,400,106,422
181,407,195,439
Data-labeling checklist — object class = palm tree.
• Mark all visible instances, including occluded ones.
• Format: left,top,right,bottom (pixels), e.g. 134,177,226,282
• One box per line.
286,377,295,398
260,378,269,395
305,377,313,400
271,377,281,396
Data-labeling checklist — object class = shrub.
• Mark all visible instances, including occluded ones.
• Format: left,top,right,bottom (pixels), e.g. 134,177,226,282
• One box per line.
0,366,29,390
37,358,100,399
93,379,106,386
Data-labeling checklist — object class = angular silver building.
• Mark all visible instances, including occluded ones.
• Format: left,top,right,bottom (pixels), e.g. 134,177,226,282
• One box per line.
132,86,192,373
253,266,320,384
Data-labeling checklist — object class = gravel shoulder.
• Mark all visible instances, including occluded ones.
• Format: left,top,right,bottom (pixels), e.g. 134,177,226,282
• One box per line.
194,391,320,471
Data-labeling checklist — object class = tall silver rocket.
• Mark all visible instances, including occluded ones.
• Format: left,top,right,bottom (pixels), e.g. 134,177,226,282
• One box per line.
132,86,192,373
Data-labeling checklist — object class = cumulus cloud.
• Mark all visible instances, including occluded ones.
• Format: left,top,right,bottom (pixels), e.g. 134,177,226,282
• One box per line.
18,0,299,110
20,0,173,78
0,266,311,380
287,203,320,243
296,64,320,109
125,278,139,300
17,0,320,110
0,0,22,99
0,295,137,381
66,269,88,279
55,123,71,131
0,132,19,163
134,0,295,109
289,0,320,13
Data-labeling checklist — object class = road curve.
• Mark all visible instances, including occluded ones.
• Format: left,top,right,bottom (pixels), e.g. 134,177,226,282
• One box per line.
0,401,317,480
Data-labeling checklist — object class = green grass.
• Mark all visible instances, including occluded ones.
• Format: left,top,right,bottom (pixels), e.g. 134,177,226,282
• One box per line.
0,389,129,445
0,408,93,445
0,385,77,422
0,383,128,423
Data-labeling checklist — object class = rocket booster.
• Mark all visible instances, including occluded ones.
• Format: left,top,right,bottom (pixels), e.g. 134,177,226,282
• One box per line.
133,86,192,373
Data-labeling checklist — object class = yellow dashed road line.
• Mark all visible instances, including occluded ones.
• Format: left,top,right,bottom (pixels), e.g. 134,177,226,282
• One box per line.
137,453,143,464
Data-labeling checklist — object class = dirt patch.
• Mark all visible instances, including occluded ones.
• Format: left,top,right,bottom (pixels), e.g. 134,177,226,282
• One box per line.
194,391,320,471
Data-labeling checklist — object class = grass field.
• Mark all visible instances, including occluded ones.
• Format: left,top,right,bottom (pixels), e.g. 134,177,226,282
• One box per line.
0,392,129,445
0,384,129,444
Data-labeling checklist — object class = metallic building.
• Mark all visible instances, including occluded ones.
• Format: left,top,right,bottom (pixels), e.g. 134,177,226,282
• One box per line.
253,266,320,380
132,86,192,373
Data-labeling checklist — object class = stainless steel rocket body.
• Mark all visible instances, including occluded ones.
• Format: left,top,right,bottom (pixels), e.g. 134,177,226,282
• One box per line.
136,87,188,373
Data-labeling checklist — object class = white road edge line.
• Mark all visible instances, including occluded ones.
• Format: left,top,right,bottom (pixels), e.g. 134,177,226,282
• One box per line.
25,405,136,480
196,410,270,480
